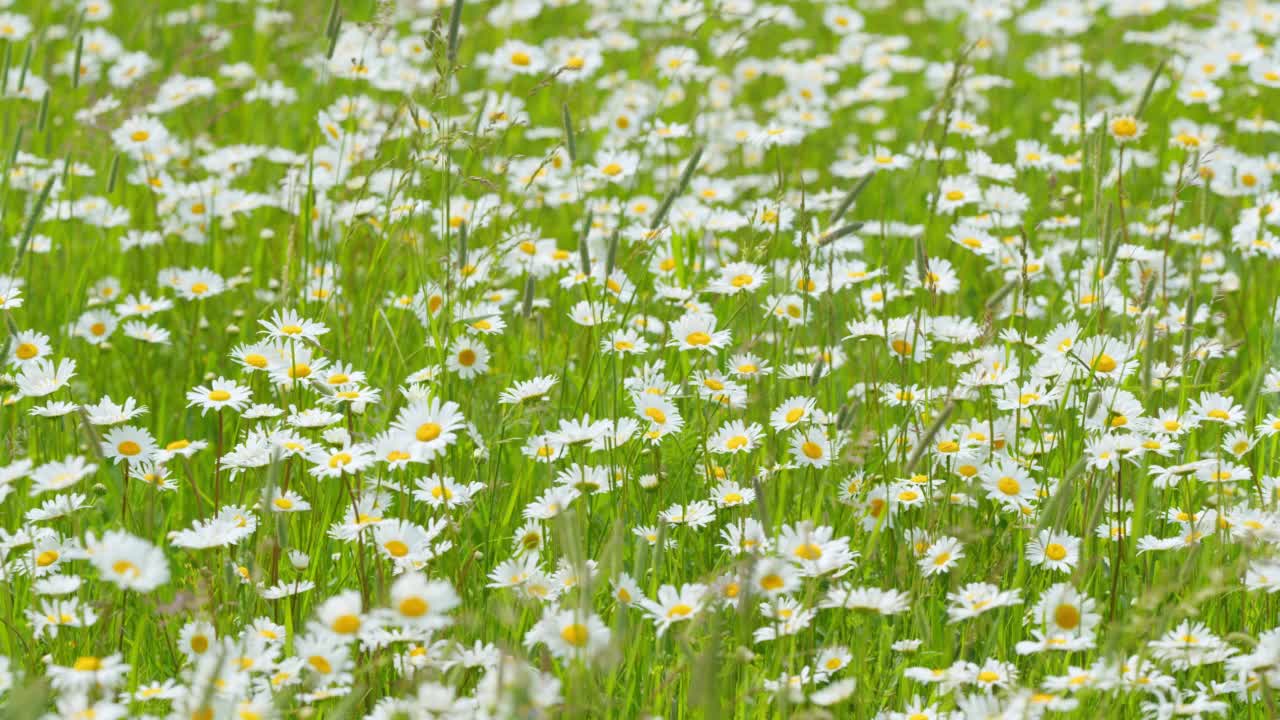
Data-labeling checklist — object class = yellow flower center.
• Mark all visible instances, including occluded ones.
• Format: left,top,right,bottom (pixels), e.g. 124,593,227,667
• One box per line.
331,614,361,634
685,331,711,346
759,574,785,591
400,597,429,617
1111,117,1138,137
417,422,442,442
74,656,102,671
793,543,822,560
560,623,590,647
1054,603,1080,629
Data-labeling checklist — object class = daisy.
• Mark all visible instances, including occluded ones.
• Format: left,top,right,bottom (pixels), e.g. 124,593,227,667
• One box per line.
386,573,459,628
265,346,329,388
728,352,771,378
523,486,580,520
268,489,311,513
114,292,173,317
307,442,376,479
946,582,1022,622
920,536,964,576
30,456,98,495
1190,391,1244,427
82,396,148,425
601,328,651,355
414,474,485,508
709,420,763,454
10,330,51,365
73,309,118,345
638,584,707,636
660,500,717,529
390,397,467,461
260,308,329,342
25,493,92,521
313,590,367,638
112,115,169,156
634,394,683,438
1025,530,1081,572
186,377,253,415
752,557,800,596
1108,115,1145,143
770,396,816,431
231,342,282,373
1029,583,1100,640
709,262,768,294
87,531,170,593
446,337,490,379
100,425,157,466
122,321,170,345
710,481,756,508
47,653,131,693
790,428,835,468
666,313,731,353
591,149,639,184
936,176,980,212
524,607,611,660
174,267,227,300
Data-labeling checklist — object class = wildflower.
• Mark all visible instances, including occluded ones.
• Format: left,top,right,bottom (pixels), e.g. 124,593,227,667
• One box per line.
87,531,169,592
185,377,252,415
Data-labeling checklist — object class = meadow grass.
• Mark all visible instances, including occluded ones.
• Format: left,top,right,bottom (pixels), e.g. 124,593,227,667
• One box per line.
0,0,1279,718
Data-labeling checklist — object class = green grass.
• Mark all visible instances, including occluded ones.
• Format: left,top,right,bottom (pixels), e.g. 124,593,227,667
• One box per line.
0,0,1279,718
